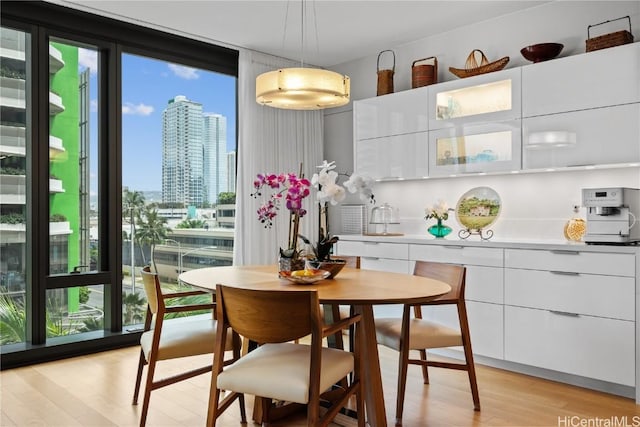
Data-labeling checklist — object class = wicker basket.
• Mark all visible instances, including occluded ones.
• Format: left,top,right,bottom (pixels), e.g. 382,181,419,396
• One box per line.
449,49,509,79
411,56,438,88
586,16,634,52
376,50,395,96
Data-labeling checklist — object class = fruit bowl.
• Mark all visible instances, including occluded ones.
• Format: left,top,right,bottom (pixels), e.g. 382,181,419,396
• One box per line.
520,43,564,63
279,269,330,285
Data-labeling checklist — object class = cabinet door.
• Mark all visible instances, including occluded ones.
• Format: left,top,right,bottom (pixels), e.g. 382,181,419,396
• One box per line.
505,306,634,386
428,68,521,130
504,248,636,276
354,86,429,140
337,240,409,260
428,120,522,176
522,42,640,117
523,103,640,169
354,132,429,180
422,301,504,359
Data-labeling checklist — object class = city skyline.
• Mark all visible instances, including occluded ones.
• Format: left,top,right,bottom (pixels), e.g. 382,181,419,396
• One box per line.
116,53,236,192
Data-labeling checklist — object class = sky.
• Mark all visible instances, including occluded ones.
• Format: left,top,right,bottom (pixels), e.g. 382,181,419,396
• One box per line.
82,49,237,193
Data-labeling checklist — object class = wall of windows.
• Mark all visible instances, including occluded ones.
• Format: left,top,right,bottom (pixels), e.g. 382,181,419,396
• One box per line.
0,1,237,368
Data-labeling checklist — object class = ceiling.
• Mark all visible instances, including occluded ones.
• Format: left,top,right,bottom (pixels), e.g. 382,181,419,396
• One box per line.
55,0,548,67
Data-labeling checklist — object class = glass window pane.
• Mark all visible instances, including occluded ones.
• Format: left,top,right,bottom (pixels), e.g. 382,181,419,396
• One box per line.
48,39,99,276
1,26,30,345
45,285,104,337
121,53,236,326
435,79,512,120
436,131,512,166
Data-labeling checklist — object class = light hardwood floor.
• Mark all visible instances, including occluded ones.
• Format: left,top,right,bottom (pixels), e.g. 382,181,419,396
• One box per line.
1,345,638,426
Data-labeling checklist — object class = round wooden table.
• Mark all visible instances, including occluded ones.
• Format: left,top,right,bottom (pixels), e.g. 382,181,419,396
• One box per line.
179,265,450,426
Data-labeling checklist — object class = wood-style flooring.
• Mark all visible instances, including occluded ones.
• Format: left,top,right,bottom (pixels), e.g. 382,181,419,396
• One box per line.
1,345,638,426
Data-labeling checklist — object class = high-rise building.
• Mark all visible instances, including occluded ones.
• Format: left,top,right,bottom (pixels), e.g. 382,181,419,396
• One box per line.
162,95,204,206
227,150,236,193
0,29,89,314
162,96,228,206
203,113,227,204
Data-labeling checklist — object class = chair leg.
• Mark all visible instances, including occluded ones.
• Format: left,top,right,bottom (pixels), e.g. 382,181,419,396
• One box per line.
132,350,146,404
418,349,429,384
462,337,481,411
395,305,411,425
139,356,158,427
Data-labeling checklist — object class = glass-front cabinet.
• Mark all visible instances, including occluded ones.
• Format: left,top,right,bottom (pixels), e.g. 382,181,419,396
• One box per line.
428,68,521,130
429,121,521,176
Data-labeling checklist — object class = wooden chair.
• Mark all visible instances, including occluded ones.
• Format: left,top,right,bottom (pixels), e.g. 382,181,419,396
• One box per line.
133,266,240,427
207,284,365,427
374,261,480,424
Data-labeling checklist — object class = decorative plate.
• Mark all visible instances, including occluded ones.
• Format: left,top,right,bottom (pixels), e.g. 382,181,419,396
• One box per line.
455,186,501,230
279,269,330,285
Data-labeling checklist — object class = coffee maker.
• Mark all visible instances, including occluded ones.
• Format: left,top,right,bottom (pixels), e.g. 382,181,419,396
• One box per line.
582,187,639,244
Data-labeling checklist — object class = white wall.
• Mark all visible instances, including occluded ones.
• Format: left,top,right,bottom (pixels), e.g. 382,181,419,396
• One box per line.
324,1,640,240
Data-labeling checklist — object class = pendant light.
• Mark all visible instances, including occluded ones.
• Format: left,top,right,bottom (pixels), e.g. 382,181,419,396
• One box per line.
256,0,350,110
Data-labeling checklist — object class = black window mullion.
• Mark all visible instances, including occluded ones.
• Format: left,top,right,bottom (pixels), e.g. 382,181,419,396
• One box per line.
30,24,50,345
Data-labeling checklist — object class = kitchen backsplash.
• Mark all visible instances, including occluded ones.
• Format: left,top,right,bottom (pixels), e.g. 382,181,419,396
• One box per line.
360,167,640,241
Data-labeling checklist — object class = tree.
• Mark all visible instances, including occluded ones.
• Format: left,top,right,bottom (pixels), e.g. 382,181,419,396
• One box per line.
123,190,146,291
176,218,206,229
136,206,170,273
217,192,236,204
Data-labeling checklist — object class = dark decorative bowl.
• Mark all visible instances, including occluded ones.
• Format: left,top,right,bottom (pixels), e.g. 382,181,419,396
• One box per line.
307,259,347,279
520,43,564,63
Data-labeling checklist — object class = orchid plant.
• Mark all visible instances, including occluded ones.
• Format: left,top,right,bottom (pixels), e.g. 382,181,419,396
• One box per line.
425,200,454,222
299,160,375,262
252,169,311,259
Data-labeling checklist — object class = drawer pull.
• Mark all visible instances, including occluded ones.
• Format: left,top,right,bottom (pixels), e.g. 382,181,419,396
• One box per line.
362,256,380,261
549,310,580,317
550,270,580,276
444,245,464,249
550,250,580,255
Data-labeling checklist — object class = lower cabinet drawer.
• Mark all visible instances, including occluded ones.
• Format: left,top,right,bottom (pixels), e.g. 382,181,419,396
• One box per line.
337,240,409,260
421,301,504,360
505,268,634,320
505,248,635,277
466,265,503,304
410,244,503,267
505,306,634,386
360,257,410,274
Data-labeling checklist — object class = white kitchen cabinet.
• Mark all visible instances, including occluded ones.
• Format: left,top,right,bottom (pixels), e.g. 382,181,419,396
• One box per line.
428,120,522,176
504,247,636,387
505,305,634,386
409,243,504,358
353,86,429,140
428,68,521,130
523,103,640,169
354,131,429,180
421,300,504,359
522,42,640,118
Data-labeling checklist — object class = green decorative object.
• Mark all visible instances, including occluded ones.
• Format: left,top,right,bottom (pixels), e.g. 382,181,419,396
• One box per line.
428,219,452,238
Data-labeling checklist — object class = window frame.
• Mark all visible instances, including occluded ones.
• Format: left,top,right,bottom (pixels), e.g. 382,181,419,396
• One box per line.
0,1,238,368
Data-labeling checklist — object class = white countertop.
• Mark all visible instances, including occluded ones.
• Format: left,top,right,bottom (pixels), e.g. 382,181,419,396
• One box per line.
337,234,640,254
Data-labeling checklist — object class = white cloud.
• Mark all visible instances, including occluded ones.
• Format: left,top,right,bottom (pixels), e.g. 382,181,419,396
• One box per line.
168,63,199,80
122,102,154,116
78,48,98,74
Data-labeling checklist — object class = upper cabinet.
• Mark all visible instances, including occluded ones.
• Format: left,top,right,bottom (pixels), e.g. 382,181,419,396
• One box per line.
354,86,429,140
428,68,521,130
522,42,640,117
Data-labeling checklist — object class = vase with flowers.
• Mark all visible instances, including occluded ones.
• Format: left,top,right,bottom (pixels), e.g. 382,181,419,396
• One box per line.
425,200,454,238
299,160,375,278
252,166,311,274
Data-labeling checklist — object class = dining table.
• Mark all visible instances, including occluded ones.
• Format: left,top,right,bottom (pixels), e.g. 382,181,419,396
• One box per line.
178,264,451,427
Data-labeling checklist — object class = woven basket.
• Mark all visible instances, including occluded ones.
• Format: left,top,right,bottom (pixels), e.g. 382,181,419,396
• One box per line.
376,50,395,96
449,49,509,79
412,56,438,88
586,16,634,52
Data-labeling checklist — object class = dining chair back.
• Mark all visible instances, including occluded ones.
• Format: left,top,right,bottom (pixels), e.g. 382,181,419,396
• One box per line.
208,285,365,427
326,255,361,350
133,266,240,427
375,260,480,425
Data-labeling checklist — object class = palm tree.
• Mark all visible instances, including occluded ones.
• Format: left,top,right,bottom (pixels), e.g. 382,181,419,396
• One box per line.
122,291,146,325
175,218,206,229
136,206,170,273
123,190,145,292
